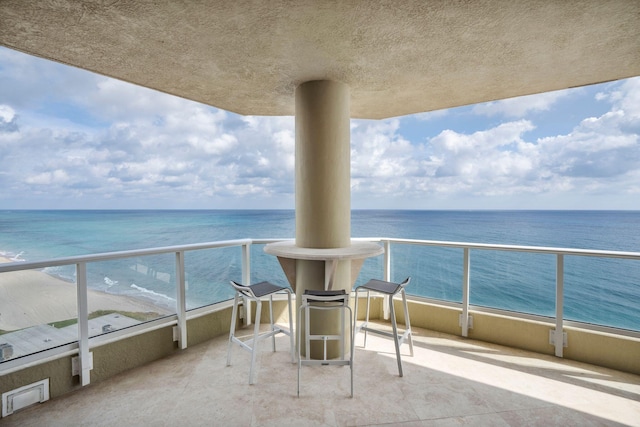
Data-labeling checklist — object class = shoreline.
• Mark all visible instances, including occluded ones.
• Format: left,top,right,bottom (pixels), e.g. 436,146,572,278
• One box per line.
0,256,172,331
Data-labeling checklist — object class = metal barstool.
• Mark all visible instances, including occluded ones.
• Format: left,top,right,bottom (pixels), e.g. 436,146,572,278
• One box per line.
227,280,294,384
353,277,413,377
297,289,354,397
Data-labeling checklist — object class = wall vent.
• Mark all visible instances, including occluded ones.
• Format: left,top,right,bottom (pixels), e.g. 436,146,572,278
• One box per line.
2,378,50,417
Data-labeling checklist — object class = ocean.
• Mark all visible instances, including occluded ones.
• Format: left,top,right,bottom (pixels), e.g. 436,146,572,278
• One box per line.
0,210,639,331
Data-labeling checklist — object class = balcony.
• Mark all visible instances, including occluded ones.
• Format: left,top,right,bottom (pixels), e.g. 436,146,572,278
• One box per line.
1,238,639,425
2,323,639,426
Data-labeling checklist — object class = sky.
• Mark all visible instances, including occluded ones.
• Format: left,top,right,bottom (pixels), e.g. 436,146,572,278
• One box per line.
0,46,639,210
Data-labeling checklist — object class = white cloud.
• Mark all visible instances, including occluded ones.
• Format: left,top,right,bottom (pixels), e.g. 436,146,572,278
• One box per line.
25,169,70,185
352,120,416,170
538,125,638,180
472,90,573,118
0,105,15,122
412,109,449,121
428,120,539,193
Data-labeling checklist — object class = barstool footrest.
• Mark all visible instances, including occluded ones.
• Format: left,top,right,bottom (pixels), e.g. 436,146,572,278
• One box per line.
232,325,290,350
357,324,412,345
299,360,351,369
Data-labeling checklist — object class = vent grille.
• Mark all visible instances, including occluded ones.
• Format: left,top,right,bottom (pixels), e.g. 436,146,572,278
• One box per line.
2,378,49,417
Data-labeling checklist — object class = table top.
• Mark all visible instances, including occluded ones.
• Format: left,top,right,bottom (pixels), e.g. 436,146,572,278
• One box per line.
263,240,384,260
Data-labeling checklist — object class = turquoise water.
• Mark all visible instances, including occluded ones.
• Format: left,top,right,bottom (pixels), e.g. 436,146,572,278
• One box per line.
0,210,639,331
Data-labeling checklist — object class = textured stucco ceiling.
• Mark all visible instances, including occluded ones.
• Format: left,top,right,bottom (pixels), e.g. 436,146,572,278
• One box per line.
1,0,639,119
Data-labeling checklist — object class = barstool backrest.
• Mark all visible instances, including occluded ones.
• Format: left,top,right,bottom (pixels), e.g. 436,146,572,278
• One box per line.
303,289,348,303
385,276,410,295
229,280,256,298
397,277,411,293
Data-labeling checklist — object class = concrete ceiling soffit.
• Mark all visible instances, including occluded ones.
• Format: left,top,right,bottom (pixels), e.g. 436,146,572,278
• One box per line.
1,0,639,119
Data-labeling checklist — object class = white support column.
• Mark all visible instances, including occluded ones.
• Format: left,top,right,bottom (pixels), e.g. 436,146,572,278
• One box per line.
76,262,91,386
295,80,351,251
461,248,471,337
295,80,351,359
175,251,187,350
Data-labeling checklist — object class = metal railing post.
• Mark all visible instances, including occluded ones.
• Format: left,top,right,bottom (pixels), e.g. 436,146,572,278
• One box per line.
461,248,471,337
76,262,91,386
554,254,565,357
242,242,252,326
383,240,391,282
383,240,392,320
175,251,187,350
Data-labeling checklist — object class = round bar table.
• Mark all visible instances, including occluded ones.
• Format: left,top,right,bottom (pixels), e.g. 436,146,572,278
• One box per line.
263,240,384,292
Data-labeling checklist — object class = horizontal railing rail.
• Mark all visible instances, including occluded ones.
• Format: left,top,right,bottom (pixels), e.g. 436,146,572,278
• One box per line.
0,239,253,273
1,237,639,384
378,237,640,259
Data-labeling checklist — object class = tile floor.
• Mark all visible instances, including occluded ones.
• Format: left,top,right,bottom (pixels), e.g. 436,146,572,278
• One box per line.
2,323,639,426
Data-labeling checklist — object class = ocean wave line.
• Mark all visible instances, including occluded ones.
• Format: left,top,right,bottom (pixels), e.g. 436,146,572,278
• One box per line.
130,284,176,303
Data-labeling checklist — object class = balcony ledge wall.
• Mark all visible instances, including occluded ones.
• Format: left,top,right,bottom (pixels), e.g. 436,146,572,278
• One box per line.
403,299,640,376
0,305,235,405
563,327,640,375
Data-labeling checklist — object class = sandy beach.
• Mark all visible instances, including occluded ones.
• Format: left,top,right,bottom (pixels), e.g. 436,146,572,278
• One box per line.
0,257,172,331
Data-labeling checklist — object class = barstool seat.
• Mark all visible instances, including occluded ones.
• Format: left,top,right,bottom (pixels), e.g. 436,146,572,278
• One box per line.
227,280,294,384
298,289,354,397
354,277,413,377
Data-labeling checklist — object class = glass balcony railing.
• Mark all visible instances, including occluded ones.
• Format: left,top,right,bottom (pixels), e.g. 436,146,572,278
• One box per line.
1,237,639,385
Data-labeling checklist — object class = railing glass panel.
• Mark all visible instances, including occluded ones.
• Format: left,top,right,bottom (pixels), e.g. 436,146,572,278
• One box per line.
249,243,289,286
353,255,385,288
0,267,78,361
184,247,242,309
85,256,175,336
565,256,640,331
391,244,463,302
469,250,556,317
